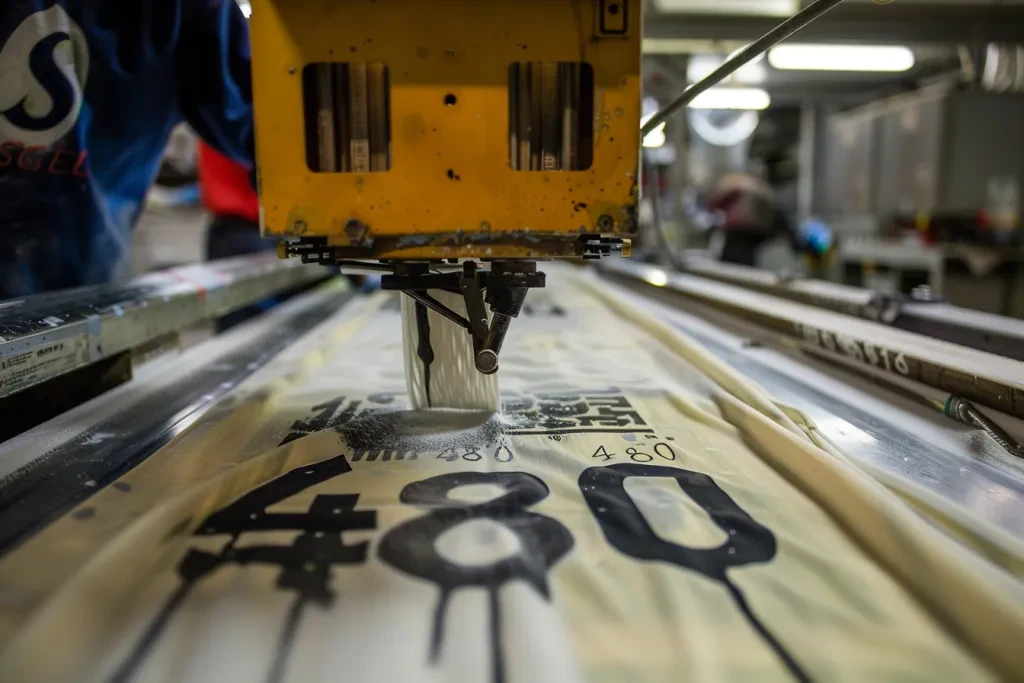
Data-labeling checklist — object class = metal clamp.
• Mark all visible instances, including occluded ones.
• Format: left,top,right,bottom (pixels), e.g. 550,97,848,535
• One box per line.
384,261,545,374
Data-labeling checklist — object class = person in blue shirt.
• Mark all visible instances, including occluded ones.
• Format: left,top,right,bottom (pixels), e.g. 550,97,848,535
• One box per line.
0,0,253,298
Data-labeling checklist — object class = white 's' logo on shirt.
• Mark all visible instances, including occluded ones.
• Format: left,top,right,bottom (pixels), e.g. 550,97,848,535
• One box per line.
0,6,90,148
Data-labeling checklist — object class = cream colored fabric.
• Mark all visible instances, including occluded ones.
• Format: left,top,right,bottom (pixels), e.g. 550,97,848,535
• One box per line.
584,275,1024,580
1,270,1021,683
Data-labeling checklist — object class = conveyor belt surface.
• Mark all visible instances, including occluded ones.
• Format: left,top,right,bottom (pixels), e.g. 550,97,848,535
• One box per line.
1,268,1022,683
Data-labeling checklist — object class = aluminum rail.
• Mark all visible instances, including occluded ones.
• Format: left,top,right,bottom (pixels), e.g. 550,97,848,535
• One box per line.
677,258,1024,362
680,258,872,315
0,254,329,399
600,258,1024,421
603,275,1024,539
0,280,353,555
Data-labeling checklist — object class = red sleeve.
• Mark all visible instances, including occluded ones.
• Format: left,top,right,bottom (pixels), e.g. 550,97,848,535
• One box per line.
197,141,260,223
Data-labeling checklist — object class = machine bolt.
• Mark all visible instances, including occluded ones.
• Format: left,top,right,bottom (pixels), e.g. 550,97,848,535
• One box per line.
475,349,499,375
597,214,615,232
344,219,368,242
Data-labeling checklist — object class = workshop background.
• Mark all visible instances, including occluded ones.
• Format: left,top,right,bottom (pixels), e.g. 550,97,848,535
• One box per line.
138,0,1024,316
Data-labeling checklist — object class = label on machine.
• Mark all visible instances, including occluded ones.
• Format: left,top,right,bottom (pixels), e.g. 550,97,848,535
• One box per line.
0,326,90,395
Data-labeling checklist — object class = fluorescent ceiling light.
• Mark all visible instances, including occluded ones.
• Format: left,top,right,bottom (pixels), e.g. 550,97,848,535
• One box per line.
641,90,768,144
768,44,915,72
687,87,770,111
653,0,797,16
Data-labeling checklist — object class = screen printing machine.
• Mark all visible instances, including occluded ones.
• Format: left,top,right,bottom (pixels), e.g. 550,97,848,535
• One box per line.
2,1,1024,682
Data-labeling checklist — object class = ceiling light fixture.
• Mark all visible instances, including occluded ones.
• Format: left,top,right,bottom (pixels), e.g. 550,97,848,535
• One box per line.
687,87,770,111
653,0,798,16
768,44,915,72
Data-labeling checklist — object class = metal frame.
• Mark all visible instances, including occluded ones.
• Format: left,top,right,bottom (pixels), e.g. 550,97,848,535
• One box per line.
381,261,545,374
0,281,353,555
676,257,1024,362
603,275,1024,539
0,254,329,399
600,258,1024,420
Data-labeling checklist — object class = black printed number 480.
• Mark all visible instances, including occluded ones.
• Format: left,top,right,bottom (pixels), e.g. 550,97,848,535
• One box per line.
375,462,803,682
593,442,676,462
121,446,800,683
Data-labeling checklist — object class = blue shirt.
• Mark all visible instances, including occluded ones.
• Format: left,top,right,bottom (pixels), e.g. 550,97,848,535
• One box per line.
0,0,253,297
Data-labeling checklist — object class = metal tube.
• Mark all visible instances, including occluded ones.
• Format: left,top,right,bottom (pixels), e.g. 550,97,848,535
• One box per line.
402,291,471,330
518,62,532,170
641,0,849,136
946,396,1024,460
315,63,337,171
644,159,684,271
476,313,511,375
510,64,519,170
483,312,513,356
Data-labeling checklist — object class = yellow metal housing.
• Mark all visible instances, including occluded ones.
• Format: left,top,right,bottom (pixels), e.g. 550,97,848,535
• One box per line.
250,0,642,260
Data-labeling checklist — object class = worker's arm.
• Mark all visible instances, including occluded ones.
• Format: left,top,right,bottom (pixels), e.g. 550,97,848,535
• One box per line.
176,0,254,167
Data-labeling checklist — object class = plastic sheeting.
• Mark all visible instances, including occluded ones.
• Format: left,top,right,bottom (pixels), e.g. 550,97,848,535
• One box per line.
1,268,1022,683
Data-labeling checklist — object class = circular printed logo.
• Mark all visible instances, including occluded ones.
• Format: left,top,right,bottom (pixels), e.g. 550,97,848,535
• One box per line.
0,6,90,147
